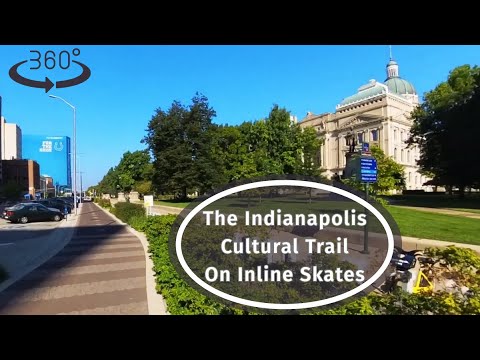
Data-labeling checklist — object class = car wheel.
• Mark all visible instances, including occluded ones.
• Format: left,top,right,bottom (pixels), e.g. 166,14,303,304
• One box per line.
20,216,29,224
53,214,61,222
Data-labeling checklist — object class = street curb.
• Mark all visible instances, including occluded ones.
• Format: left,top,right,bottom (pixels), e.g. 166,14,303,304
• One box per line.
93,203,168,315
0,205,81,294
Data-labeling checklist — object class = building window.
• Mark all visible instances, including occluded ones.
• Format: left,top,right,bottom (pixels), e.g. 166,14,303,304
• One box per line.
357,132,363,143
401,149,404,162
371,129,378,141
407,150,410,163
394,129,398,141
415,175,418,185
394,148,398,161
401,130,404,141
408,172,412,183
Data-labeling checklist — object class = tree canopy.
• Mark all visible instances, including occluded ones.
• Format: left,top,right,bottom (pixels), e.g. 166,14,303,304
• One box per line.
142,93,222,199
140,96,324,199
96,150,153,195
409,64,480,194
211,105,324,182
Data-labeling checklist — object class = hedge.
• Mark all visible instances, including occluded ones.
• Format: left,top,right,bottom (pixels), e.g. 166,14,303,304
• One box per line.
142,215,243,315
111,202,145,224
120,213,480,315
95,198,111,208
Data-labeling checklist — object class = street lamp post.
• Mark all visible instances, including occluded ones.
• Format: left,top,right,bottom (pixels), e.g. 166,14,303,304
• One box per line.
79,171,84,203
49,95,77,215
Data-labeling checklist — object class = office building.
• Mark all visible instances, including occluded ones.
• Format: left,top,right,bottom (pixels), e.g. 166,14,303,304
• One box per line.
1,116,22,160
22,135,71,188
2,159,40,197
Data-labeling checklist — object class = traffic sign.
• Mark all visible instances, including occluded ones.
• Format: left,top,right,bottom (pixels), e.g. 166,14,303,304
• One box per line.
360,157,377,183
362,142,370,153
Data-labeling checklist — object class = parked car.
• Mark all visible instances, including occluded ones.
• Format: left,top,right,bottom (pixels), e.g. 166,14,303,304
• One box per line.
2,203,64,223
34,199,72,214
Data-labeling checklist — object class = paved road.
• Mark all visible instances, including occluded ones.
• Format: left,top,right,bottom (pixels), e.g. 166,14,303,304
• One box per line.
0,217,65,281
0,217,60,241
0,202,149,315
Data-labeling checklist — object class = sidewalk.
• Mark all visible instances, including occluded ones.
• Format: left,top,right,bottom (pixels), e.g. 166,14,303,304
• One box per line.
0,203,160,315
402,236,480,253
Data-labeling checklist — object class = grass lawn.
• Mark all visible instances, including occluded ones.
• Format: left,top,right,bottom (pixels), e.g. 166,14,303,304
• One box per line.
155,195,480,245
386,206,480,245
384,194,480,210
0,265,8,284
154,200,192,208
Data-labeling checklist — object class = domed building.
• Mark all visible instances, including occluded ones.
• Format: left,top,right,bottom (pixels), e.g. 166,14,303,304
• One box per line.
300,55,429,191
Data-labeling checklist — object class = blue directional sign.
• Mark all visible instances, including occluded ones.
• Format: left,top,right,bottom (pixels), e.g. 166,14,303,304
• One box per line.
360,157,377,183
362,142,370,153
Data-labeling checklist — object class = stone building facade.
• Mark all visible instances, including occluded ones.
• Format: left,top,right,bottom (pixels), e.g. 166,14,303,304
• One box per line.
299,57,429,190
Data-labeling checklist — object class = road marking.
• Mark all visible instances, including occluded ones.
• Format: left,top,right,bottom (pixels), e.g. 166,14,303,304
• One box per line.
0,243,14,246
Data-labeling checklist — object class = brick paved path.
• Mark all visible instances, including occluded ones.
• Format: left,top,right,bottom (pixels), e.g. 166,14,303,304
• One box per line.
0,203,149,315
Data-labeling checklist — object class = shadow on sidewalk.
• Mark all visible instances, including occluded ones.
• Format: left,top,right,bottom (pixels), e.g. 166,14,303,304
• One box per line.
0,205,145,312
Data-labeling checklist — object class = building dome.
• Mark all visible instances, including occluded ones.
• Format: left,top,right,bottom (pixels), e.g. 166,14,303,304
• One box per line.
384,77,416,95
384,57,417,95
387,59,398,67
339,80,387,106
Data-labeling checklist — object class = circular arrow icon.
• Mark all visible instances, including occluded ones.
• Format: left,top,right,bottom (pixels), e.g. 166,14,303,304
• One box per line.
9,59,91,93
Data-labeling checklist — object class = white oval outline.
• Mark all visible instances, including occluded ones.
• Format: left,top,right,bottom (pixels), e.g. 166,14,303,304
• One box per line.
175,180,394,310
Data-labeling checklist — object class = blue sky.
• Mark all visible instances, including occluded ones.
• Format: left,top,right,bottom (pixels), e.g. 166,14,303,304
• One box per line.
1,45,480,189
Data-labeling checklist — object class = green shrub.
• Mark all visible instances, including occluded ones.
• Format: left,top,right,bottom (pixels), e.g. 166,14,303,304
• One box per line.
145,215,242,315
155,194,175,201
141,215,480,315
129,215,148,232
112,202,145,224
96,198,111,208
0,265,8,284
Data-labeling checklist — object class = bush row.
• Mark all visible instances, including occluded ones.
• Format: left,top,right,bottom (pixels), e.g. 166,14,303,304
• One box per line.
95,198,112,208
103,204,480,315
143,215,242,314
110,202,145,224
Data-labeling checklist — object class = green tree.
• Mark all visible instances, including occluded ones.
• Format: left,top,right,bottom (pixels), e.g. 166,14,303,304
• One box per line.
409,65,480,195
97,167,119,195
134,180,152,195
143,93,221,199
223,105,321,180
116,150,152,193
298,126,323,176
344,146,405,195
210,125,260,182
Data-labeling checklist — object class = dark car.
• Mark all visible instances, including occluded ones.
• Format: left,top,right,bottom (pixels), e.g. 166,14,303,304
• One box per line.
34,199,72,214
2,203,64,224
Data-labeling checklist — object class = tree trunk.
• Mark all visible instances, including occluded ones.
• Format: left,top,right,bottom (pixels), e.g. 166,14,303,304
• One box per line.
183,186,187,200
458,185,465,198
446,185,453,196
